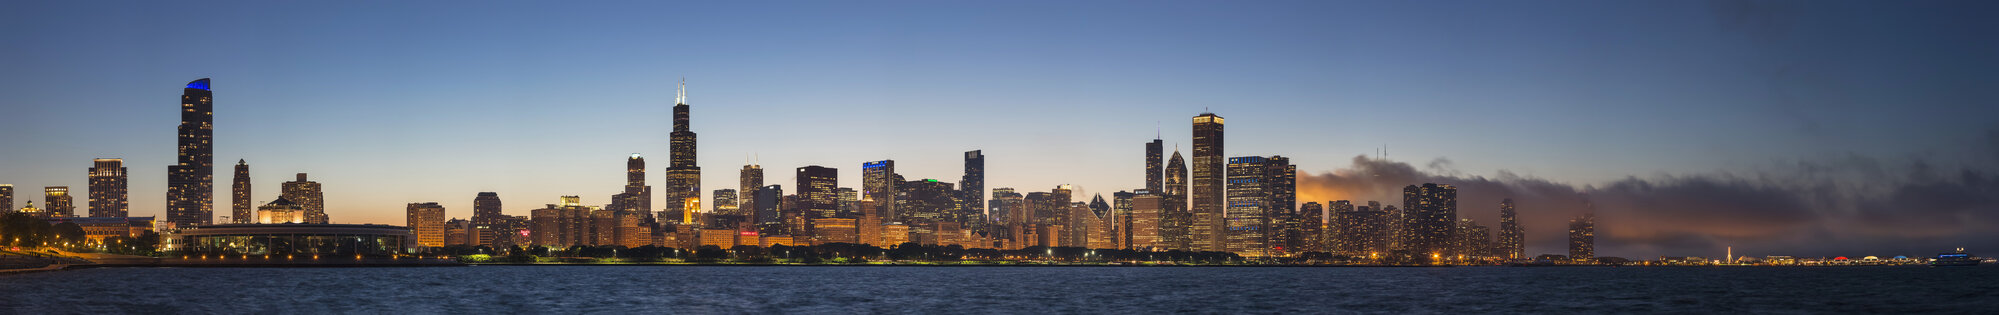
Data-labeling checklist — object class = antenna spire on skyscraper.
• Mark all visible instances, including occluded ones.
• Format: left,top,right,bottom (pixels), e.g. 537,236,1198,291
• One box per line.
676,77,686,105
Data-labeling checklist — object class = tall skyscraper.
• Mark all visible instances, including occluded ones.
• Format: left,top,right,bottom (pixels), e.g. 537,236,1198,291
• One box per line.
1223,155,1293,257
1402,183,1458,260
473,192,502,224
1456,218,1490,261
1333,204,1389,258
1190,112,1225,252
1569,212,1595,263
282,173,327,224
166,78,215,229
408,202,447,248
1160,150,1190,251
621,154,652,219
1497,198,1525,260
862,160,896,221
1146,138,1163,192
796,165,839,219
960,150,984,224
1297,201,1325,253
0,184,12,213
755,185,785,235
44,186,73,218
738,164,762,217
664,80,701,225
231,160,250,223
88,158,128,218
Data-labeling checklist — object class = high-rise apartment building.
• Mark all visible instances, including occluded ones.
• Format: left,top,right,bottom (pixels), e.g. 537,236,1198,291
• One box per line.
166,78,215,229
1223,155,1293,257
1129,191,1162,250
1333,204,1389,258
1497,198,1525,260
407,202,447,249
1190,112,1225,252
713,188,738,215
796,166,839,219
89,158,128,217
1569,213,1595,263
1456,218,1490,261
1403,183,1458,260
664,80,701,225
282,173,326,224
618,154,652,219
1297,201,1325,253
473,192,502,225
231,160,251,223
0,185,12,213
897,179,956,224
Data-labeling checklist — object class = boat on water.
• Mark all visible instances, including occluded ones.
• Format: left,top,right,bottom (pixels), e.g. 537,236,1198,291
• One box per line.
1931,249,1980,267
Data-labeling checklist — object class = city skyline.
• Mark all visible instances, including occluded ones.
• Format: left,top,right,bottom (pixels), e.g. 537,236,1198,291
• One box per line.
2,1,1997,259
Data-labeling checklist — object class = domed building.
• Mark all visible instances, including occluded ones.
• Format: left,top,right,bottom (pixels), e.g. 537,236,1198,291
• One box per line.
256,197,306,224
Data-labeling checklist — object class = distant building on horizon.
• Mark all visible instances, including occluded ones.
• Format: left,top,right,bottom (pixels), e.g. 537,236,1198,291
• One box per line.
472,192,503,225
88,158,128,218
737,164,762,218
231,160,251,223
1569,212,1596,263
1146,138,1163,193
1333,203,1388,258
407,202,446,249
166,78,215,229
614,154,652,222
862,160,897,221
960,150,985,230
0,184,12,213
43,186,73,218
1498,198,1525,260
1160,149,1190,251
282,173,326,224
1190,112,1225,252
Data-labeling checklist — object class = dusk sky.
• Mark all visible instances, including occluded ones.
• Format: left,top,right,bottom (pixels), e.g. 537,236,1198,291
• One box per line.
2,1,1994,258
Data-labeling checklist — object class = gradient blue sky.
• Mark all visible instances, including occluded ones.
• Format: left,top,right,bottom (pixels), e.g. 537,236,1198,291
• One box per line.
2,1,1994,256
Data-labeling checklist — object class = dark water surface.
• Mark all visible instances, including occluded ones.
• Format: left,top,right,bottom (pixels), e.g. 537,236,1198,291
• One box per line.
3,265,1996,313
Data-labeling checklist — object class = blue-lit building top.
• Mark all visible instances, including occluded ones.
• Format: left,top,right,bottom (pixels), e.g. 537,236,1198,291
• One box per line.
185,78,210,91
864,160,890,169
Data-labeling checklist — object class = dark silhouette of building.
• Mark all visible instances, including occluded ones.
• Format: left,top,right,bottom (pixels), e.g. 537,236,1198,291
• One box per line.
283,173,326,224
231,160,250,223
473,192,503,225
1190,112,1225,252
1498,198,1525,260
755,185,785,235
960,150,984,227
796,165,839,219
1160,149,1191,251
897,179,956,225
166,78,215,229
1146,138,1163,193
89,158,128,217
664,80,701,225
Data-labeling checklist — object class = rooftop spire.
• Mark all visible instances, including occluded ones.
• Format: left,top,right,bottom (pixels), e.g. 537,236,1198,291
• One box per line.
675,77,686,105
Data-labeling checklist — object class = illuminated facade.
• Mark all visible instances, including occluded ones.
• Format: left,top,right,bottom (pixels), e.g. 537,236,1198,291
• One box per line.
664,80,701,225
257,197,306,224
0,184,11,213
232,160,251,223
615,154,652,221
897,179,956,225
862,160,897,221
44,186,73,218
530,196,593,247
797,165,839,219
282,173,327,224
811,218,858,245
1403,183,1458,259
737,164,761,217
712,188,738,215
1190,112,1225,252
1113,191,1135,250
406,202,446,248
1297,201,1325,253
1333,204,1388,257
1223,155,1293,257
45,216,154,243
167,78,215,229
175,223,413,256
89,158,128,218
1129,192,1162,250
1497,198,1525,260
1455,219,1490,261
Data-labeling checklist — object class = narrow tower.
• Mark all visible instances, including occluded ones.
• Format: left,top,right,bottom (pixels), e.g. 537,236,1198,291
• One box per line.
1190,112,1225,252
664,79,702,225
232,160,251,223
166,78,215,228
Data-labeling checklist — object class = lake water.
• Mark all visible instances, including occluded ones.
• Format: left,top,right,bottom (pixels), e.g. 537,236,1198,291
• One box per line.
2,265,1995,313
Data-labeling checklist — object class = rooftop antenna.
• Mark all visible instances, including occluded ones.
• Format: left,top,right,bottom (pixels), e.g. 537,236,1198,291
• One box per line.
1156,121,1161,139
675,77,687,105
